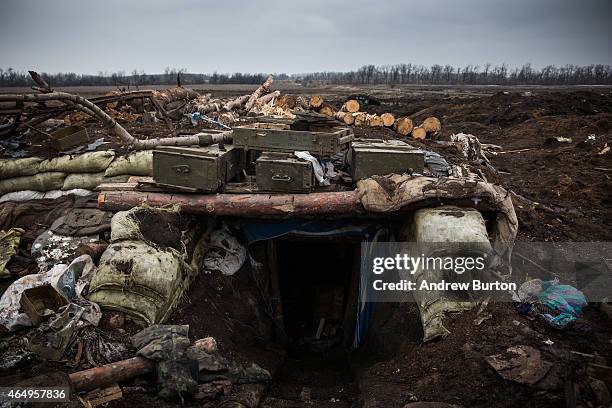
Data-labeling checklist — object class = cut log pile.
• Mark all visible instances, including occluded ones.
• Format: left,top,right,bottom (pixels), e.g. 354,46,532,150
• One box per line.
308,94,442,140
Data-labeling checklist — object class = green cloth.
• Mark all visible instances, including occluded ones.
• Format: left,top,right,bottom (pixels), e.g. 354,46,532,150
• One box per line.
0,228,24,279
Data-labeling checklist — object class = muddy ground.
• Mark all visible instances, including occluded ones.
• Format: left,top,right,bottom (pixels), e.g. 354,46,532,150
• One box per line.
1,85,611,407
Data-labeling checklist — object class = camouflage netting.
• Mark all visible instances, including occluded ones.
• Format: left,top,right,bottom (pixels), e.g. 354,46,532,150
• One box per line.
88,206,204,326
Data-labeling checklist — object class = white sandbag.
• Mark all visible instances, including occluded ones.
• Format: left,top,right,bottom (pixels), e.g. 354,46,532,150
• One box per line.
0,157,42,179
105,150,153,177
62,173,130,190
0,189,92,203
38,151,115,174
0,190,45,202
0,172,66,195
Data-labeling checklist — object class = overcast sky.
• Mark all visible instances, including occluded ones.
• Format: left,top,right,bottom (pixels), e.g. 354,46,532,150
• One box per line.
1,0,611,75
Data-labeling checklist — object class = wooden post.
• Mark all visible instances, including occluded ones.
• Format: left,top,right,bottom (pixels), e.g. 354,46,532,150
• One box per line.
265,240,287,345
69,357,154,392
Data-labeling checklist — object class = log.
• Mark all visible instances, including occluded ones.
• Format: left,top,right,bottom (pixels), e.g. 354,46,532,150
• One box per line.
367,114,384,127
344,99,360,113
276,94,297,110
381,113,395,127
394,117,414,136
190,98,224,114
319,104,335,117
412,127,427,140
223,94,249,111
310,95,324,109
353,112,367,126
295,96,310,110
245,75,274,111
334,111,354,125
69,357,154,392
421,116,442,134
98,191,363,217
254,90,281,106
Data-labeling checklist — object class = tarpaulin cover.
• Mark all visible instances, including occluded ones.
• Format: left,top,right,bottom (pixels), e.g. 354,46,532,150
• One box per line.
242,219,387,349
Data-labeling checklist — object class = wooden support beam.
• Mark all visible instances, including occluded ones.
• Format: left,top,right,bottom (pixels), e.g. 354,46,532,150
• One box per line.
69,357,154,392
98,190,363,217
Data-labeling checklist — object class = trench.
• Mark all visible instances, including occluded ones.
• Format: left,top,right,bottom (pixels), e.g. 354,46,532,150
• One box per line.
261,237,361,407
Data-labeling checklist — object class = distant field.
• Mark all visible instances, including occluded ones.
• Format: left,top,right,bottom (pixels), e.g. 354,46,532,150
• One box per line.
1,82,610,98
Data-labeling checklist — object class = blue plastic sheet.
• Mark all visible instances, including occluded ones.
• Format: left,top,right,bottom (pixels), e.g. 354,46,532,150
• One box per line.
537,280,587,328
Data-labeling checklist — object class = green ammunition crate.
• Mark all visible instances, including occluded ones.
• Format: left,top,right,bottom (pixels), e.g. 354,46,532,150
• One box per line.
349,139,425,180
233,123,354,156
153,145,243,192
256,152,314,193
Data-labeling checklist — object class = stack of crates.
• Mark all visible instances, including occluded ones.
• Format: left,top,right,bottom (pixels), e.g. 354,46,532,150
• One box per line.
152,121,426,194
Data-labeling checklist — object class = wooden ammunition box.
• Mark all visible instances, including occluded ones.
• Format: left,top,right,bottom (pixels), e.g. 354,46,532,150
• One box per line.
49,125,89,151
233,123,354,156
349,139,425,180
256,152,314,193
153,145,243,192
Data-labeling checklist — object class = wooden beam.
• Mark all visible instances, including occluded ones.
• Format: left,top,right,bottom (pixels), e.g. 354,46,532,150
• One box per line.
98,190,363,217
69,357,154,392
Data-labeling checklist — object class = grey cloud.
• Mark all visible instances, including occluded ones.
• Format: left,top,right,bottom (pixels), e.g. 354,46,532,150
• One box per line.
0,0,610,74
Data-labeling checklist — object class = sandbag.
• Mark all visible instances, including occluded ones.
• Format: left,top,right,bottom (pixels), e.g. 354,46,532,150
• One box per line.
62,173,130,190
38,151,115,174
109,206,184,250
0,157,43,179
91,241,184,300
88,240,195,326
0,189,92,203
0,172,66,195
105,150,153,177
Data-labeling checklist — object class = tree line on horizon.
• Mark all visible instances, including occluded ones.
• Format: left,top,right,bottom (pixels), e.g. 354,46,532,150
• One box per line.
1,63,611,87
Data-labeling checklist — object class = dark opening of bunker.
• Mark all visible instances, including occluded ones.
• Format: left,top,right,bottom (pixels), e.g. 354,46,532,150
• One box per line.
264,236,360,404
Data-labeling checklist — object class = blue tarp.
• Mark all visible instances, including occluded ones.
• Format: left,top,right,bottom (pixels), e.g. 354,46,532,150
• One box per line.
242,219,386,349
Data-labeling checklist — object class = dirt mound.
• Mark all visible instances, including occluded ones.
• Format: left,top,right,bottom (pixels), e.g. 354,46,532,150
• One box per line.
131,208,183,251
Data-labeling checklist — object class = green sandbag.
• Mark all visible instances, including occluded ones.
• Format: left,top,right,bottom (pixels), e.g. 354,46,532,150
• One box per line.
88,240,191,326
0,172,66,195
90,241,184,300
105,150,153,177
62,173,130,190
87,289,161,326
38,151,115,174
0,157,43,179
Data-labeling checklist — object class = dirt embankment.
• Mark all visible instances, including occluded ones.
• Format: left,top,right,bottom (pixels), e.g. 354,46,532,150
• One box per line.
324,90,612,241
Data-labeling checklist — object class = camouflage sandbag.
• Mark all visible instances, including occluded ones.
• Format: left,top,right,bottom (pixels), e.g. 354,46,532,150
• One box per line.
0,157,43,179
109,206,183,247
0,172,66,194
62,173,130,190
88,241,187,325
38,151,115,174
105,150,153,177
